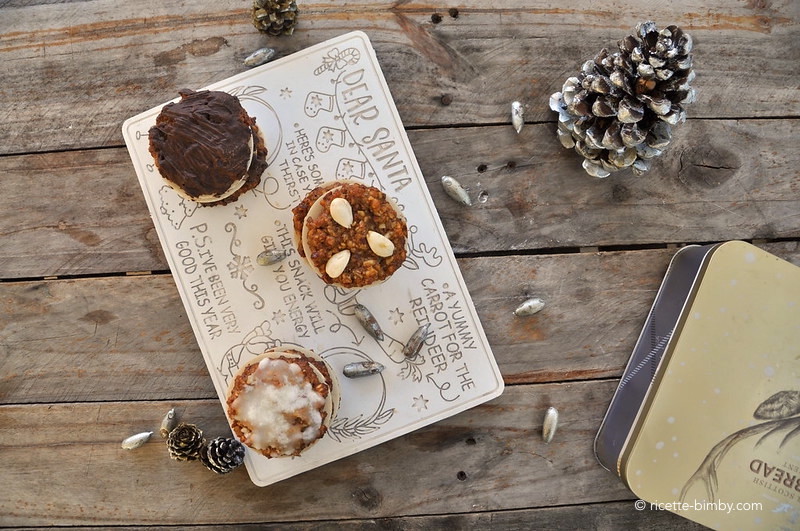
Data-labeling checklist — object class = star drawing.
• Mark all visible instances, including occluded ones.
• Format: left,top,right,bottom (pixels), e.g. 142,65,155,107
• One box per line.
234,205,248,219
280,87,293,99
272,309,286,324
412,395,429,412
389,307,405,325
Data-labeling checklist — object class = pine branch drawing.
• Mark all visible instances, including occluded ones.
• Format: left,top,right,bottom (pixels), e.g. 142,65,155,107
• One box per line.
328,376,394,442
680,390,800,503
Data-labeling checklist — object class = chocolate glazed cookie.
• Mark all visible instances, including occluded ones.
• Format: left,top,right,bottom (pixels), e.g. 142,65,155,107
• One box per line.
149,89,268,206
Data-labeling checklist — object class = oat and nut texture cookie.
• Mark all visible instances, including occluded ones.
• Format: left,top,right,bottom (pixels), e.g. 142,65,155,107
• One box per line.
296,182,407,288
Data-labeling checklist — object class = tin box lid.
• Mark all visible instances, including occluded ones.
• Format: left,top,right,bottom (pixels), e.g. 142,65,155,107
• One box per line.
621,241,800,529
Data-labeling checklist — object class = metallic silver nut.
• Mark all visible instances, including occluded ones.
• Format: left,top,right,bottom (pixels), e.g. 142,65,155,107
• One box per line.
403,323,431,358
343,361,385,378
121,431,153,450
354,303,385,341
441,175,472,206
257,249,289,266
543,407,559,443
513,297,545,316
243,47,276,67
159,408,177,438
511,101,524,134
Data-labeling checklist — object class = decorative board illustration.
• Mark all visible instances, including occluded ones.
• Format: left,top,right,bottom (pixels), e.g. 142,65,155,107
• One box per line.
122,32,504,486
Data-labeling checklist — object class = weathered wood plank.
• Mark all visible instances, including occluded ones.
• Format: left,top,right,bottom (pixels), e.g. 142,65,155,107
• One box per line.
1,120,798,279
0,149,163,279
0,383,651,526
3,243,798,404
421,119,800,254
1,0,797,154
18,501,704,530
0,275,215,404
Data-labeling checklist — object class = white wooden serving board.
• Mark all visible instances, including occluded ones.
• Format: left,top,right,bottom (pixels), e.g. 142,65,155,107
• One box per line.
123,31,504,486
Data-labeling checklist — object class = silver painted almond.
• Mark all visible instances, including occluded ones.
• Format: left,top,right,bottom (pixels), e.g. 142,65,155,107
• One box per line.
542,407,559,443
514,297,545,316
403,323,431,359
354,303,385,341
343,361,385,378
257,249,289,266
325,250,351,278
511,101,524,134
330,197,353,228
367,231,395,257
441,175,472,206
121,431,153,450
243,47,276,67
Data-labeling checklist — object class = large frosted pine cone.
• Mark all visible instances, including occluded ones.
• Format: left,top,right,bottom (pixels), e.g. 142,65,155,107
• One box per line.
166,423,206,461
199,437,247,474
252,0,298,36
550,21,696,178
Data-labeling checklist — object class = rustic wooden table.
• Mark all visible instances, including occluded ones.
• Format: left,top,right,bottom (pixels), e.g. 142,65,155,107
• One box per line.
1,1,798,528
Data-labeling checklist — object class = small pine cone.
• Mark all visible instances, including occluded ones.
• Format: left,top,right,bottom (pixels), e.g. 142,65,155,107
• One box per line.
166,423,206,461
252,0,299,36
550,21,695,178
200,437,247,474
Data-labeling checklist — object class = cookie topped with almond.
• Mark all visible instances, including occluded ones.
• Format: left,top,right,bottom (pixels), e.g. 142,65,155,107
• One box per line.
293,182,407,288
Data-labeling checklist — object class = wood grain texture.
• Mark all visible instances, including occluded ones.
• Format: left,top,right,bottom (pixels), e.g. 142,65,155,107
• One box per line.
0,0,797,154
0,149,162,279
1,1,798,527
3,243,798,405
419,119,800,254
1,119,798,279
0,275,214,404
16,501,704,530
0,383,647,526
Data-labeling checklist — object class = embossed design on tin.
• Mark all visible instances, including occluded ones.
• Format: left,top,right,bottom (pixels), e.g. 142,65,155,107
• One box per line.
680,389,800,503
403,225,443,271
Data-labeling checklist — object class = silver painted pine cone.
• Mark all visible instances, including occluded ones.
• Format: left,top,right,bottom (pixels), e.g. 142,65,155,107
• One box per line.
550,21,695,177
199,437,246,474
252,0,299,36
166,423,206,461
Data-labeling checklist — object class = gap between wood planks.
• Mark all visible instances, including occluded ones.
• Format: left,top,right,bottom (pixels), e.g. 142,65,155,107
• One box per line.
0,117,798,159
0,375,622,408
1,237,795,284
